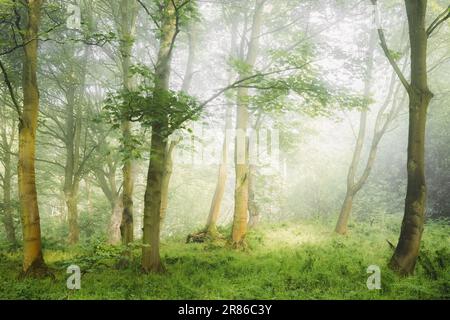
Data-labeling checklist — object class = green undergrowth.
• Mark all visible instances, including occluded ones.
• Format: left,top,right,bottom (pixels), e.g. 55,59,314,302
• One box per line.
0,218,448,300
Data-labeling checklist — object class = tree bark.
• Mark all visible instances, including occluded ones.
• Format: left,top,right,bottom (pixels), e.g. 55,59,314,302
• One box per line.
18,0,48,275
64,83,82,245
108,193,123,245
202,17,237,238
232,0,265,247
248,164,260,228
159,140,176,226
389,0,433,275
205,105,232,236
1,121,17,245
141,1,177,273
118,0,138,246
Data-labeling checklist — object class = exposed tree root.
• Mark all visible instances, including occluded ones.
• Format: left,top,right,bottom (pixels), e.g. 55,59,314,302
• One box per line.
186,230,224,244
18,259,55,280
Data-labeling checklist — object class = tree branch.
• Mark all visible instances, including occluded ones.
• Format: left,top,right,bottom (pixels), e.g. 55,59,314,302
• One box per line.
427,6,450,38
371,0,410,92
136,0,161,29
0,58,22,119
376,28,411,92
199,65,311,108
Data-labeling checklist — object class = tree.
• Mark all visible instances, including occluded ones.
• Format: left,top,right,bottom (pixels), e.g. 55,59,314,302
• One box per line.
335,20,409,234
373,0,450,275
139,0,199,273
231,0,265,248
160,20,199,227
112,0,139,247
0,107,17,246
16,0,49,276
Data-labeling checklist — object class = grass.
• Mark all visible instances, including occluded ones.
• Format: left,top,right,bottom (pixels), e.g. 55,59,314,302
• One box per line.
0,218,449,300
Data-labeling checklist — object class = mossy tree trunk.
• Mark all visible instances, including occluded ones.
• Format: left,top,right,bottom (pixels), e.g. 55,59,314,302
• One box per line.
118,0,138,246
18,0,48,275
389,0,433,275
141,1,177,273
374,0,440,275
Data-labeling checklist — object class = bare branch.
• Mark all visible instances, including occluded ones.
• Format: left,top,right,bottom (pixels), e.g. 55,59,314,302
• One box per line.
427,6,450,38
376,28,411,93
136,0,161,29
199,64,311,108
0,58,22,119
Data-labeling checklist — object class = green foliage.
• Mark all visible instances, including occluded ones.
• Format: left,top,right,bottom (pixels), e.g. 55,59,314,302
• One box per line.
229,45,366,119
103,64,202,138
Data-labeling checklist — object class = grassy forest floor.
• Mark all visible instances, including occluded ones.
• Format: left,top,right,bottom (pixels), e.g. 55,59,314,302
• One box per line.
0,218,449,300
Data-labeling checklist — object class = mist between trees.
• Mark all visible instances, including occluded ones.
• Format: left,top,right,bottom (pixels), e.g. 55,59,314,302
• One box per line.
0,0,449,299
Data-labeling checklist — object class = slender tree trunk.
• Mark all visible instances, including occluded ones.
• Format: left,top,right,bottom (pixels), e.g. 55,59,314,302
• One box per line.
181,27,197,93
141,1,177,273
248,113,262,229
121,154,134,244
335,191,354,234
142,128,166,272
2,147,17,245
248,164,260,228
159,21,197,228
64,84,81,245
205,105,231,236
118,0,138,246
66,189,79,244
335,27,376,235
202,18,238,238
389,0,433,275
108,194,123,245
159,141,176,225
18,0,48,275
85,178,93,216
232,0,265,247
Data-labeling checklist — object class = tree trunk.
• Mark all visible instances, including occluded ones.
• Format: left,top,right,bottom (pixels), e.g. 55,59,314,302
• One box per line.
335,191,354,234
142,128,166,273
335,26,376,235
159,20,196,228
232,0,265,247
205,105,231,236
18,0,48,276
64,83,81,245
108,194,123,245
121,155,134,244
232,86,250,246
160,141,176,226
248,164,260,228
181,26,197,93
141,1,177,273
2,148,17,245
203,18,237,238
388,0,433,275
118,0,138,247
66,190,79,244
